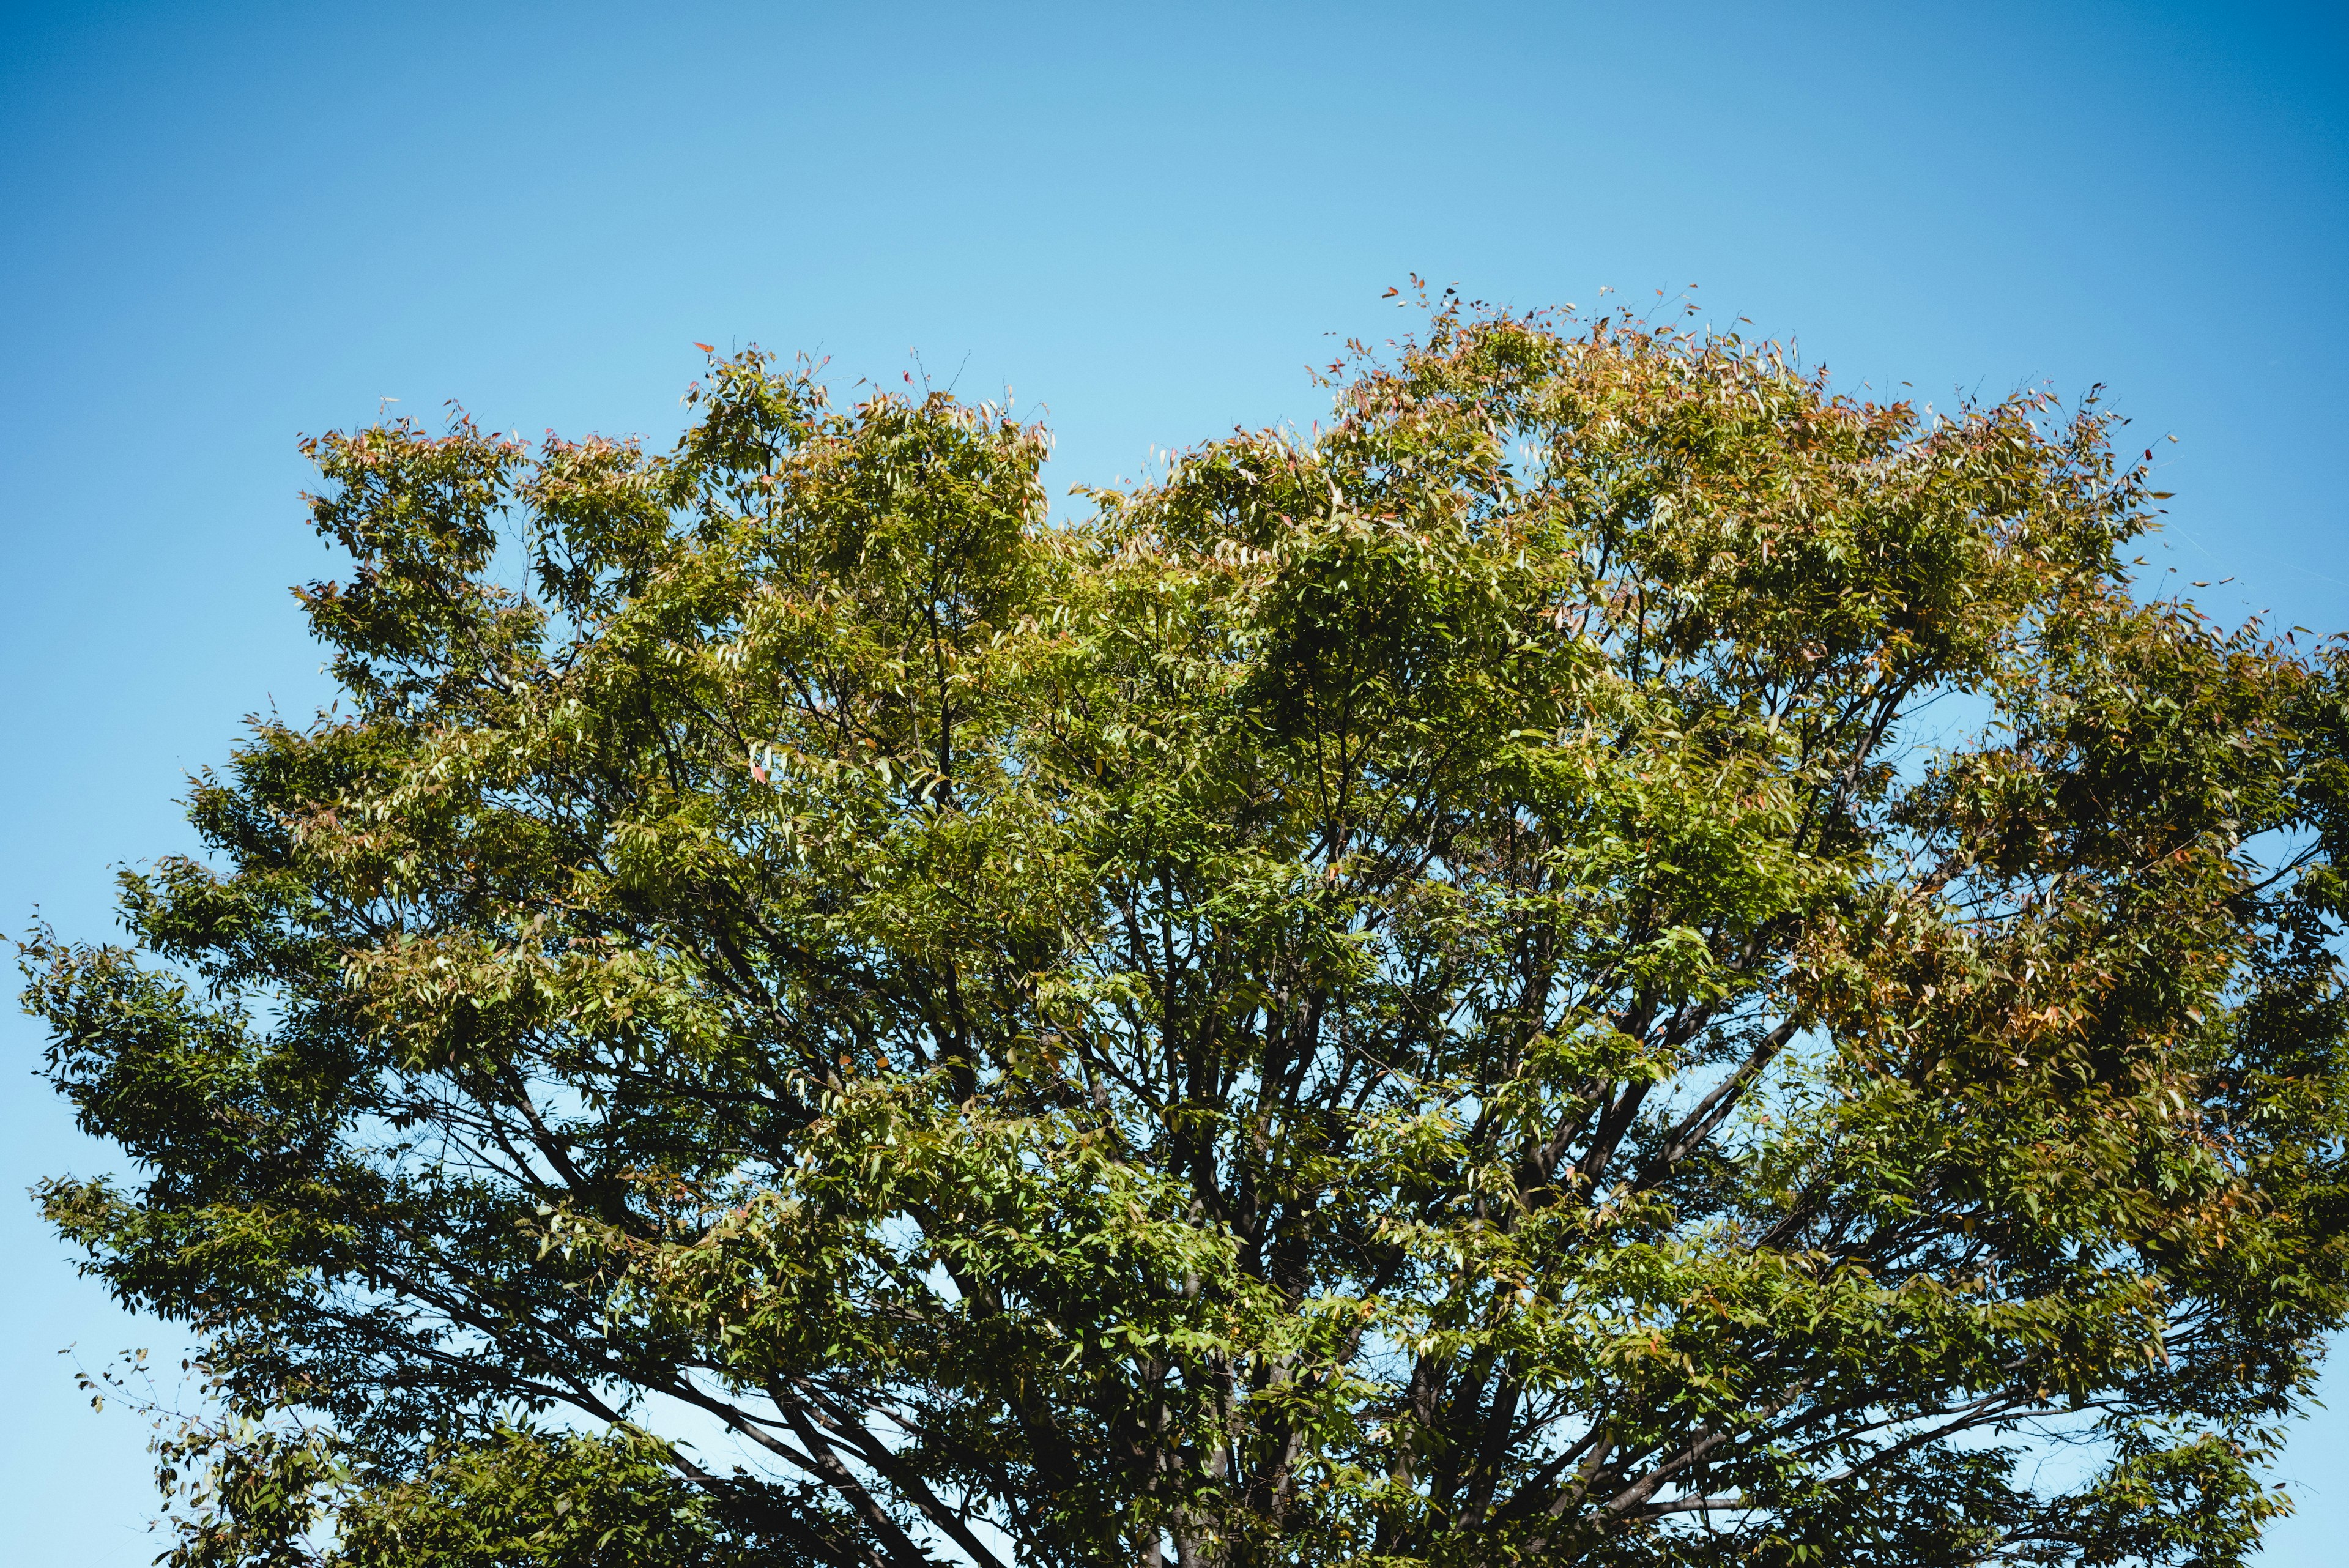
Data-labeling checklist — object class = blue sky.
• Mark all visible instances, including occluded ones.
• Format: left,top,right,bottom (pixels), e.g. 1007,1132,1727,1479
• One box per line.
2,1,2343,1559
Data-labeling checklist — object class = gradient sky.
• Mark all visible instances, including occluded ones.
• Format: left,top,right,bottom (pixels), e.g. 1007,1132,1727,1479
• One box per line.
3,2,2344,1560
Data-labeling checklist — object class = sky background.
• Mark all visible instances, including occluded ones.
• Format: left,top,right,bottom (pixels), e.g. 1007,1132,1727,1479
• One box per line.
2,0,2344,1559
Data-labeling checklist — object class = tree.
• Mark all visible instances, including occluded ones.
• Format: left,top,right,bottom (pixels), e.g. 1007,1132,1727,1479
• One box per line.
28,297,2349,1567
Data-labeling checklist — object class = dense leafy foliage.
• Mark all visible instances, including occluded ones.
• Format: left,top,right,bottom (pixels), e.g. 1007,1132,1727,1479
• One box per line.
30,300,2349,1566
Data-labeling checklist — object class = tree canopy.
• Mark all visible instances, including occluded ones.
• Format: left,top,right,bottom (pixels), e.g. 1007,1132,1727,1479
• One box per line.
29,299,2349,1567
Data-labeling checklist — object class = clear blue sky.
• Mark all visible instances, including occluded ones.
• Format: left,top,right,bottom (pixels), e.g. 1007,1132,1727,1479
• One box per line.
2,2,2342,1559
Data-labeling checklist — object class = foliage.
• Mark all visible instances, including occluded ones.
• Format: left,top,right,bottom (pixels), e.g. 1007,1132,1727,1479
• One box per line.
28,295,2349,1566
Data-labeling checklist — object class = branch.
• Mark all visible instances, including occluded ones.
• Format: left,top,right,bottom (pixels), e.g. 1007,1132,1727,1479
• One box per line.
1631,1014,1802,1193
